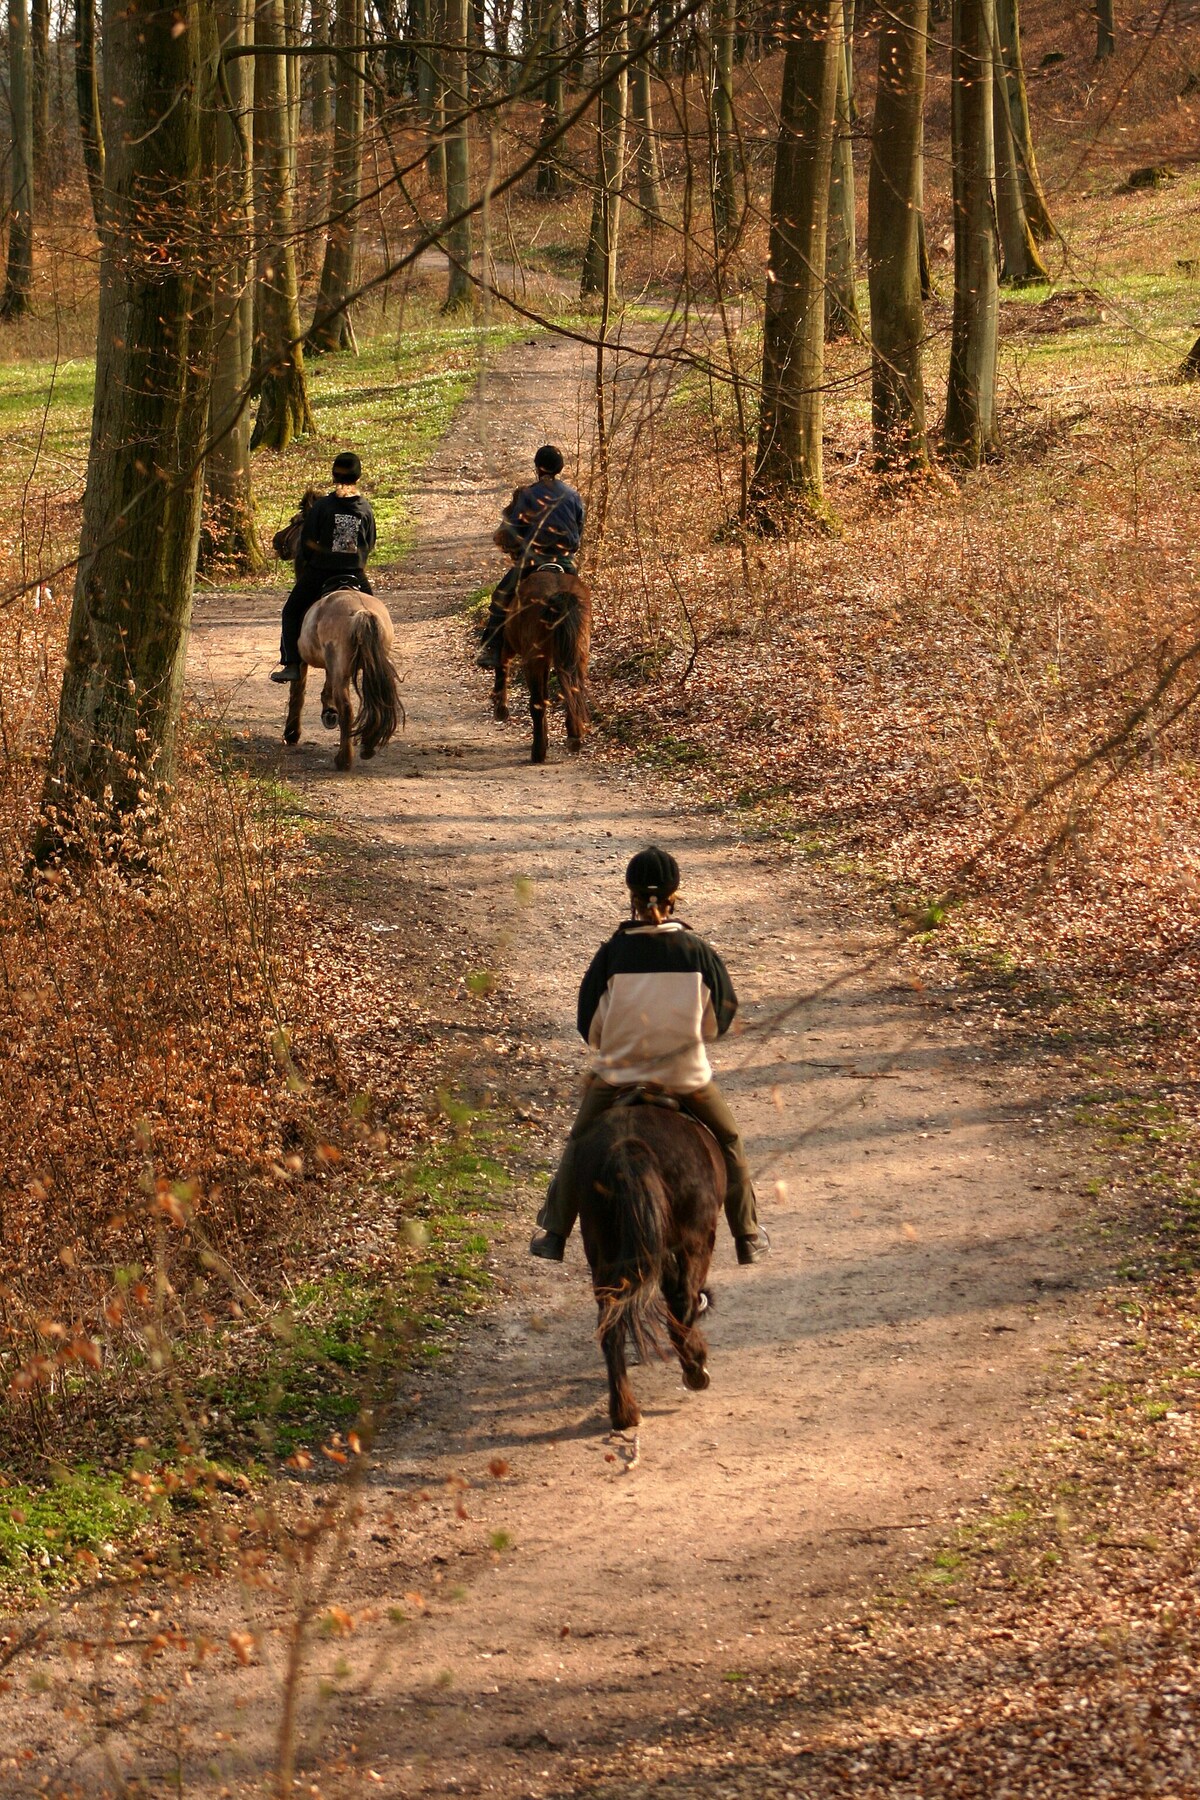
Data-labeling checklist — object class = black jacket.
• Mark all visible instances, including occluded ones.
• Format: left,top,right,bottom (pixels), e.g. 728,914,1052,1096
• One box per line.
298,492,377,582
500,477,586,565
576,918,738,1092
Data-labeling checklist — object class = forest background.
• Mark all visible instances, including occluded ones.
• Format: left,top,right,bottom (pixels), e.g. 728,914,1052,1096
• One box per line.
0,0,1197,1785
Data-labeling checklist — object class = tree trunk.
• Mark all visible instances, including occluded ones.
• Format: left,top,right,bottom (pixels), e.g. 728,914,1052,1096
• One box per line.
74,0,106,234
251,0,313,449
1095,0,1115,60
1180,335,1200,381
579,0,628,301
426,0,447,189
204,0,262,571
943,0,1000,466
868,0,928,468
30,0,49,188
443,0,472,307
992,40,1047,284
304,0,333,277
38,0,218,849
309,0,366,349
631,11,664,223
750,0,841,524
995,0,1053,241
536,0,565,198
710,0,737,245
825,0,860,339
2,0,34,319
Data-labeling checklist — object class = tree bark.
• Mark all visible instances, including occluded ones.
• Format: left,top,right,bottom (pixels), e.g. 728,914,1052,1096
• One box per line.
204,0,262,571
30,0,50,188
710,0,737,245
579,0,628,301
868,0,928,468
995,0,1054,241
943,0,1000,466
2,0,34,319
38,0,219,848
443,0,472,307
750,0,841,524
992,36,1047,284
825,0,861,339
251,0,313,449
309,0,366,349
536,0,565,198
1095,0,1115,60
1180,335,1200,381
74,0,106,234
631,10,664,223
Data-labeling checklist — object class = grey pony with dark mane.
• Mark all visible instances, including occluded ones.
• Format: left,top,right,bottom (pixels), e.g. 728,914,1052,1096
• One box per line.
282,587,403,772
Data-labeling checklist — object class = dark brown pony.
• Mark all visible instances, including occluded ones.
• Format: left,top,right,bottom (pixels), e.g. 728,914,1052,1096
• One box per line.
491,542,591,764
575,1097,724,1431
283,587,402,772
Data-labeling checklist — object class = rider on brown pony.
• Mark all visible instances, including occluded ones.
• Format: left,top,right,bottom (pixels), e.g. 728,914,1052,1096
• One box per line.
477,444,586,671
530,847,771,1265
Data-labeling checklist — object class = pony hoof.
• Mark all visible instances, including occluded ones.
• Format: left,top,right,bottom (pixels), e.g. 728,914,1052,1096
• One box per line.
360,744,375,760
321,707,338,730
493,702,509,722
283,727,300,746
335,753,352,772
531,750,547,766
567,737,583,755
684,1365,711,1392
610,1404,641,1431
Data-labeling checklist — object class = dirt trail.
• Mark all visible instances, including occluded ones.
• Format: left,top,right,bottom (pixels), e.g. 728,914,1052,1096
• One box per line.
185,334,1096,1795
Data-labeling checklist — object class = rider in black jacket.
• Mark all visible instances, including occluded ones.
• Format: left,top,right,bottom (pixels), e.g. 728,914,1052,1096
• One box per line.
270,452,377,683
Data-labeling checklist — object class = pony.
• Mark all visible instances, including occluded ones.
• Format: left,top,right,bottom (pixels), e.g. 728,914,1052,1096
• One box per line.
490,539,591,765
282,587,403,772
574,1097,724,1431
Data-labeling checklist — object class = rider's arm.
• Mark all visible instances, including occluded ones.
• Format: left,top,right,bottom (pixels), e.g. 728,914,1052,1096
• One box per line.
577,942,613,1044
697,942,738,1039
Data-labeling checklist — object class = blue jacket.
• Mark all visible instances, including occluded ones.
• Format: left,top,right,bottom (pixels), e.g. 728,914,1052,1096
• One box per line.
500,477,586,565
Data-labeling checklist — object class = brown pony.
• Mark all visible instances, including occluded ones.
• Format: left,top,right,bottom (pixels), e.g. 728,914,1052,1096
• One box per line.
491,539,591,764
283,587,403,772
574,1096,724,1431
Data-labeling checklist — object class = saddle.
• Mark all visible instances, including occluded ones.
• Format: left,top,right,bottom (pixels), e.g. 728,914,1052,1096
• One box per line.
522,552,578,579
613,1085,680,1112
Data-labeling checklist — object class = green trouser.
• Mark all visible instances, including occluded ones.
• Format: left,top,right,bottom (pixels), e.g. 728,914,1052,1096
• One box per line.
538,1075,759,1244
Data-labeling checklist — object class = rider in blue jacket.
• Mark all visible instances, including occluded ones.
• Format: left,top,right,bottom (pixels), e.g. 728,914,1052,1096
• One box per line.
477,445,585,670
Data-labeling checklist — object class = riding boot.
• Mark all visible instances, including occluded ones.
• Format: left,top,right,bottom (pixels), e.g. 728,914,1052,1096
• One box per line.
679,1081,764,1254
532,1076,622,1256
477,594,510,670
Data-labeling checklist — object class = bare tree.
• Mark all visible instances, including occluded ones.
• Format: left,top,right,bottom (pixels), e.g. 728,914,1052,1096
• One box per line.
30,0,49,186
536,0,566,198
38,0,219,849
992,23,1046,283
2,0,34,319
443,0,473,306
205,0,263,570
868,0,928,468
995,0,1054,242
632,3,665,224
710,0,738,245
309,0,367,349
751,0,842,522
580,0,629,300
251,0,314,449
74,0,106,234
1095,0,1115,60
943,0,1000,466
825,0,860,338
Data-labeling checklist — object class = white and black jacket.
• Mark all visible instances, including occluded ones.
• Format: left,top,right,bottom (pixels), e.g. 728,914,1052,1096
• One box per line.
576,919,738,1093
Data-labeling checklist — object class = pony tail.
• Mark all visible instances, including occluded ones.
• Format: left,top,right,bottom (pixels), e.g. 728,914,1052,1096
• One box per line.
595,1139,669,1361
350,612,404,754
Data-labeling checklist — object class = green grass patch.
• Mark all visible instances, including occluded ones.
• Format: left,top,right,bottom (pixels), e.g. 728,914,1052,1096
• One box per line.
0,1466,142,1595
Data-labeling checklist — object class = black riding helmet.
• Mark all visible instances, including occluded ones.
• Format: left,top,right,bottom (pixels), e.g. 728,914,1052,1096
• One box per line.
625,846,680,903
534,444,564,476
332,451,362,484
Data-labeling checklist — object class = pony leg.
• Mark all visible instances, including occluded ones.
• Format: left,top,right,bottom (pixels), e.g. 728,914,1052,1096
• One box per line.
599,1302,641,1431
332,658,354,771
492,650,510,722
662,1263,711,1392
528,658,549,765
320,673,338,731
560,672,587,754
283,666,308,746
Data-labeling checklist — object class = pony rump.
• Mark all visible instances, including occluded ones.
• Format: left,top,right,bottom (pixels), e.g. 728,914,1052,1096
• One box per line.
350,610,404,755
593,1138,670,1362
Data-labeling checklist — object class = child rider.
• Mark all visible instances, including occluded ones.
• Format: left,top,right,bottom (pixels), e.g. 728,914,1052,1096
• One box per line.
530,846,770,1265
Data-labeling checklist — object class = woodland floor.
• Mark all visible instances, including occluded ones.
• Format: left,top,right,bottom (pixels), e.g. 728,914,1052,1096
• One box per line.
0,334,1120,1795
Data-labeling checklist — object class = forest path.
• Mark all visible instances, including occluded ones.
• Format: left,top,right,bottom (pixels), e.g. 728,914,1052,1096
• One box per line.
183,332,1091,1796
